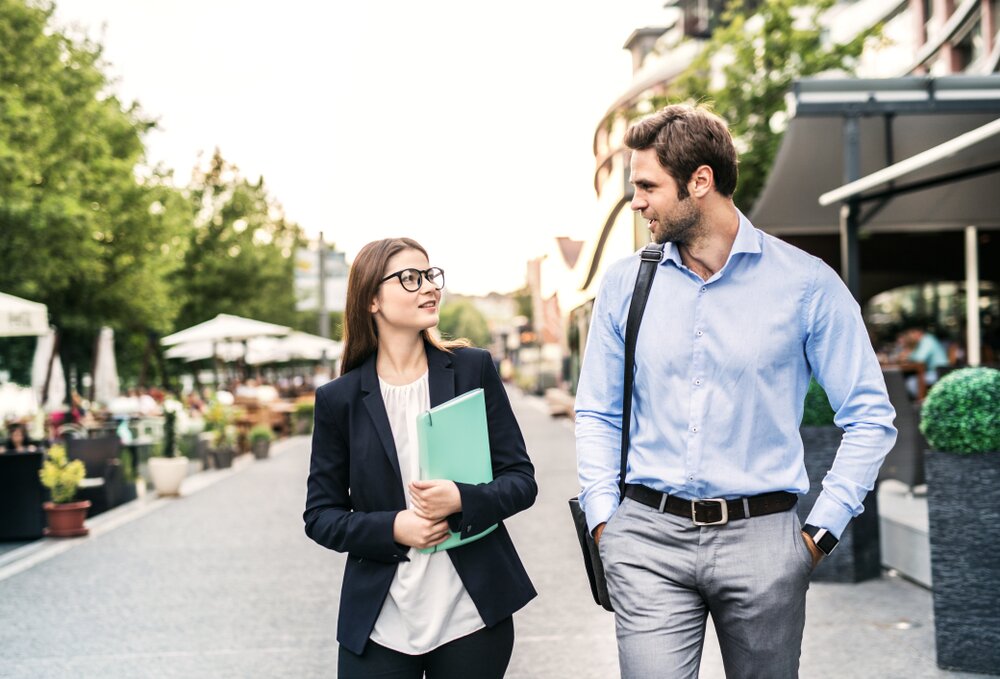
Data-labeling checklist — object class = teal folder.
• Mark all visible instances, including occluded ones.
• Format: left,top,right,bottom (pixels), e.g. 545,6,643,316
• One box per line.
417,388,497,553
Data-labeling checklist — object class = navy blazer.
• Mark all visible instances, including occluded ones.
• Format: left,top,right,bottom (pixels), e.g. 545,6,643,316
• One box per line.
304,344,538,655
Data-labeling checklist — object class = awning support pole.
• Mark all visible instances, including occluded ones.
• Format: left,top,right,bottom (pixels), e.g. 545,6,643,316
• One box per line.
965,225,981,366
839,115,862,300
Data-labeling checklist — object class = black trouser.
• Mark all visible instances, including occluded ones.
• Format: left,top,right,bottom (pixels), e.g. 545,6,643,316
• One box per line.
337,617,514,679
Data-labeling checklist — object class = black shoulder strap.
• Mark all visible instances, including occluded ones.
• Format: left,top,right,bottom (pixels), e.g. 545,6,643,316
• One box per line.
619,243,664,499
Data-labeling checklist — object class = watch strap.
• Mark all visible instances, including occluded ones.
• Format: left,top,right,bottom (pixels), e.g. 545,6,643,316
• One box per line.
803,523,839,555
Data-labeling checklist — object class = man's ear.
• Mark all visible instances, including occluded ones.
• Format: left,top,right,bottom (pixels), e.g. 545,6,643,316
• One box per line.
689,165,714,198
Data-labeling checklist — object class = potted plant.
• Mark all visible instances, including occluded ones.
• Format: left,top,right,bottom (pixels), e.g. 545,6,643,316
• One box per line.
148,398,188,497
38,444,90,537
797,379,881,582
249,424,274,460
204,400,237,469
292,401,314,436
920,367,1000,675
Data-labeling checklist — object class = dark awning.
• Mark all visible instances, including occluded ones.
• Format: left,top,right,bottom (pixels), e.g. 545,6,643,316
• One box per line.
751,76,1000,236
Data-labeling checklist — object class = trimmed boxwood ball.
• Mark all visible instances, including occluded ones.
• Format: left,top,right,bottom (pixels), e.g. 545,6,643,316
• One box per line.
920,367,1000,455
801,379,835,427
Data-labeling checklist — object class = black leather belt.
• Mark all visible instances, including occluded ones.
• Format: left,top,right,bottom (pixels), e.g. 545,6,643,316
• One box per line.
623,483,797,526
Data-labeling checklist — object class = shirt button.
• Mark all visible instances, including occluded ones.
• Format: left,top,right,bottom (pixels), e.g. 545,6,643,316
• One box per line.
691,426,699,433
696,330,704,337
694,379,702,386
700,287,707,293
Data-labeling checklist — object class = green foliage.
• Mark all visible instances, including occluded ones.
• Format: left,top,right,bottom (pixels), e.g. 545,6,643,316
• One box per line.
801,379,836,426
38,444,85,504
249,424,274,443
293,402,314,435
173,149,305,331
512,287,533,323
438,301,491,348
203,399,236,447
0,0,192,388
294,311,345,341
920,368,1000,455
642,0,882,211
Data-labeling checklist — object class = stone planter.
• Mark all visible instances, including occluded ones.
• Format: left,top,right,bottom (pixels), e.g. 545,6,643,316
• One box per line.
926,450,1000,675
211,446,235,469
43,500,91,537
148,456,188,497
251,439,271,460
798,426,881,583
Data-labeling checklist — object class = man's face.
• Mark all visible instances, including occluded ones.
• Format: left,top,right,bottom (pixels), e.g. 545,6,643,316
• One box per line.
629,148,702,245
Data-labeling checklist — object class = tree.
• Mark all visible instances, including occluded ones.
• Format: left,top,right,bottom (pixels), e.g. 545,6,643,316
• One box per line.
438,301,492,348
643,0,881,211
172,149,304,331
0,0,190,387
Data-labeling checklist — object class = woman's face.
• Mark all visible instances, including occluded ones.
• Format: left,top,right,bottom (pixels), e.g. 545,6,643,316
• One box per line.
10,427,25,447
371,248,441,335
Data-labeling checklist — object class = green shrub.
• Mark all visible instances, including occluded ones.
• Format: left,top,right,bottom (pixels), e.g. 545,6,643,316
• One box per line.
920,367,1000,455
249,424,275,443
293,402,314,434
39,444,85,504
801,379,836,427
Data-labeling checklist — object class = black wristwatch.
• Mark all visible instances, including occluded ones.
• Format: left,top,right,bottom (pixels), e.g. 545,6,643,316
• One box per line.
802,523,839,556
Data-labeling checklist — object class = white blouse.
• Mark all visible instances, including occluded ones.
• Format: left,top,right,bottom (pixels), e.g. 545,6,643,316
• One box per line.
369,372,485,654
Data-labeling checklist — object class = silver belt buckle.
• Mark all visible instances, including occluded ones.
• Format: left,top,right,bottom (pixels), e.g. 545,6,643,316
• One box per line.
692,498,729,526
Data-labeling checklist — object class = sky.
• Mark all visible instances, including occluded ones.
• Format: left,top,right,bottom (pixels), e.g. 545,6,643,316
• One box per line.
52,0,668,295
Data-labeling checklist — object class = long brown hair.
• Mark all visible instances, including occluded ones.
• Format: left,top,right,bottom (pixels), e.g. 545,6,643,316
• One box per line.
340,237,467,376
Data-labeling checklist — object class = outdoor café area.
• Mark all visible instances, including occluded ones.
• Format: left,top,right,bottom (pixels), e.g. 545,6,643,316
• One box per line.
0,301,340,544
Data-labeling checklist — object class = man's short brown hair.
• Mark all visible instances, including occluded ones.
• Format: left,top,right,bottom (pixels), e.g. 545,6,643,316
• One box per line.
624,104,738,197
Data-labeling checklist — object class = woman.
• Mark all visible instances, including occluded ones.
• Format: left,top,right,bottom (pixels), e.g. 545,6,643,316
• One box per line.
0,423,37,453
304,238,537,678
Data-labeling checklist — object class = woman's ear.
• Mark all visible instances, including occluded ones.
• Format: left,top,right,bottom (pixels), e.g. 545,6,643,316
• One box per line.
369,296,379,314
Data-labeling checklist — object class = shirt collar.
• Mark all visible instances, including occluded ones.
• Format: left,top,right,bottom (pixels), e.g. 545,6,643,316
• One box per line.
660,208,762,269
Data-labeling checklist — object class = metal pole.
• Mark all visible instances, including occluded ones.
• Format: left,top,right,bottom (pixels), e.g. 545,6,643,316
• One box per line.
965,225,981,366
318,232,330,340
839,115,862,300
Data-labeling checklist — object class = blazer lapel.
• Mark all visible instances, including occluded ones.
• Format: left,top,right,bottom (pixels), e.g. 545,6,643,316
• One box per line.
426,342,455,407
359,353,403,486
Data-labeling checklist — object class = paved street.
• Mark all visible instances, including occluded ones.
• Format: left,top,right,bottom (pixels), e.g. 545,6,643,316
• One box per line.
0,387,981,678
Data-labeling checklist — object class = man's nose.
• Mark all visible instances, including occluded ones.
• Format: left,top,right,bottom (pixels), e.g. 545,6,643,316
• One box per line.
630,193,646,212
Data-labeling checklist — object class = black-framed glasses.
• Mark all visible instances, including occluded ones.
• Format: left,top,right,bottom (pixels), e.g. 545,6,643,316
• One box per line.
380,267,445,293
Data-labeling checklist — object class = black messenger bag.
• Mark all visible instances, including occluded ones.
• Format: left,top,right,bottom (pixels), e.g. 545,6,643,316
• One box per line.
569,243,663,612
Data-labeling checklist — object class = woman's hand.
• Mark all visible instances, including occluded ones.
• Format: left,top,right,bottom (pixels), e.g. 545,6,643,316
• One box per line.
409,479,462,521
392,509,451,550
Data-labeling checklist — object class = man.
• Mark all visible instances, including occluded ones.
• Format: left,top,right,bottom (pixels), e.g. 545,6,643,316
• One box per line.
575,104,897,678
900,326,949,396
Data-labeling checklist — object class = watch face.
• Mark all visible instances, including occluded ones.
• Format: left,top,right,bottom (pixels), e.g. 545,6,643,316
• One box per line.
804,524,838,555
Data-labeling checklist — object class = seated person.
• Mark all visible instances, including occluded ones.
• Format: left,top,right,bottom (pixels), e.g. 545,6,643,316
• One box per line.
0,422,38,453
900,326,950,396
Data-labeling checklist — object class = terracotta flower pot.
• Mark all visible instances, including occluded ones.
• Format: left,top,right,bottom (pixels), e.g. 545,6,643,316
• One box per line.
43,500,91,537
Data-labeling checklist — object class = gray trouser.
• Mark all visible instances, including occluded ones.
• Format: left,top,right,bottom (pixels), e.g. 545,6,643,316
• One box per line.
599,497,813,679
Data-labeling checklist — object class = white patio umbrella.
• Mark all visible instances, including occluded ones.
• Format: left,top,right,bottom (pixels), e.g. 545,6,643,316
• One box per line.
164,340,246,362
161,314,291,346
0,291,49,337
92,326,120,406
31,327,66,412
245,332,342,365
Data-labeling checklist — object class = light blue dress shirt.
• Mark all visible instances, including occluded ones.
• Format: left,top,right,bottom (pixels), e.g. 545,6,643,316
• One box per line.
575,211,897,538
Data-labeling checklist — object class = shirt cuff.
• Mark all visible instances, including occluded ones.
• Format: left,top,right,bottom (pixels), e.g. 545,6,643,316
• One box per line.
804,492,854,539
584,491,620,535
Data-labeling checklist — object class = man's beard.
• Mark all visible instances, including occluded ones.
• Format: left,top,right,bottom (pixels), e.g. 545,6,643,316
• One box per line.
651,198,702,245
